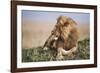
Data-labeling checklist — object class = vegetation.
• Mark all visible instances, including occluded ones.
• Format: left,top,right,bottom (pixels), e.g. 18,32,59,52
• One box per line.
22,38,90,62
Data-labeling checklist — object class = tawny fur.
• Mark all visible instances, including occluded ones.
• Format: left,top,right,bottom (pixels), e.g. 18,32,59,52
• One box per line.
43,16,79,60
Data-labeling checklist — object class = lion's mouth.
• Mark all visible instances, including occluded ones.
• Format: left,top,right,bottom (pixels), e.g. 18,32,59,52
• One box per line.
54,37,58,40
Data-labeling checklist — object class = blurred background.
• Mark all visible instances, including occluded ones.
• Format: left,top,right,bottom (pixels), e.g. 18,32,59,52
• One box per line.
22,10,90,49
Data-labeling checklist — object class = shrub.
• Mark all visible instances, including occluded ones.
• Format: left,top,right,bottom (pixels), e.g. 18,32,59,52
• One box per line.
22,38,90,62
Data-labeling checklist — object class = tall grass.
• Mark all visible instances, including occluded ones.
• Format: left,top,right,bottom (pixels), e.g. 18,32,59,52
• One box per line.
22,38,90,62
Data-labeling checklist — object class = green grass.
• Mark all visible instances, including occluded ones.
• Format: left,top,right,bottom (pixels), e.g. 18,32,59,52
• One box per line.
22,38,90,62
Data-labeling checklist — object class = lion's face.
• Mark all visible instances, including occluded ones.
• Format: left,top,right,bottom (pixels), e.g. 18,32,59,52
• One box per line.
43,32,58,50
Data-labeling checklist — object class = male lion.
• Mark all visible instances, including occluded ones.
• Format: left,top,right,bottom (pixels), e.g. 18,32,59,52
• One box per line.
43,16,79,60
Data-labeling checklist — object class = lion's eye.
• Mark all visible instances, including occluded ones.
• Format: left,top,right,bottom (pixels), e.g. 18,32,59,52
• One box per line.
51,31,54,34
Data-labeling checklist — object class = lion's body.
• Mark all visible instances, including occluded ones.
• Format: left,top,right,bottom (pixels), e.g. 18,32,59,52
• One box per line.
43,16,79,60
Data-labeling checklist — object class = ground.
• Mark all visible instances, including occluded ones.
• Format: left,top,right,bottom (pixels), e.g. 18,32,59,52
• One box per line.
22,38,90,62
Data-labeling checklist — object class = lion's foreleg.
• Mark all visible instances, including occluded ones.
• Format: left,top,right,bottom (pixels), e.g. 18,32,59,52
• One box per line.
61,44,78,55
56,45,78,60
56,47,64,60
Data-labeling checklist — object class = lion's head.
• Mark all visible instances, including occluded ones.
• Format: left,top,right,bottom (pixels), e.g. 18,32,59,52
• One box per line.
43,15,79,56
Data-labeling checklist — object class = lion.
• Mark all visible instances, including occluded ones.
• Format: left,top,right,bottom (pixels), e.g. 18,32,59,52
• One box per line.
43,15,79,60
